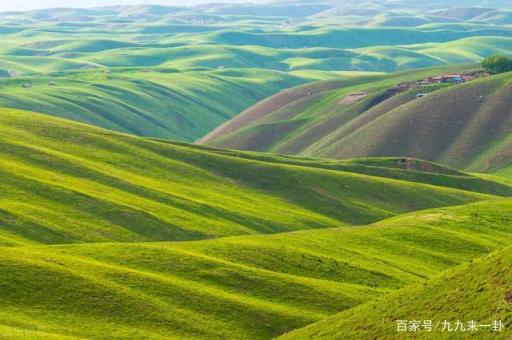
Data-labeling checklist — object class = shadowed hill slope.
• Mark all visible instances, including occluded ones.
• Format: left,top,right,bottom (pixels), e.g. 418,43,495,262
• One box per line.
0,198,511,338
198,65,470,148
200,69,512,173
3,109,509,246
315,72,512,172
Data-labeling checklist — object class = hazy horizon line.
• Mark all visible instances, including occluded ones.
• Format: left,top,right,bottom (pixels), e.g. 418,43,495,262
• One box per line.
0,0,264,13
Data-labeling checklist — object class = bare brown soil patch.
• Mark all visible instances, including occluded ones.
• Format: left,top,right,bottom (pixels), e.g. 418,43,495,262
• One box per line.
338,92,368,105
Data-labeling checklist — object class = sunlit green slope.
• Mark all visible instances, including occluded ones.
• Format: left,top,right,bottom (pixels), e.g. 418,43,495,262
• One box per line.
0,198,511,338
2,109,507,246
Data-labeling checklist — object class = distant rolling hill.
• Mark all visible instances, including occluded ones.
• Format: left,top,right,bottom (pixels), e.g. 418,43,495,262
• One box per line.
1,27,511,74
0,68,329,141
0,4,511,143
2,108,508,246
1,5,512,77
199,67,512,174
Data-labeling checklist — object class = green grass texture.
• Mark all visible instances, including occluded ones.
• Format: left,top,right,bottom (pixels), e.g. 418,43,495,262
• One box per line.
2,108,506,246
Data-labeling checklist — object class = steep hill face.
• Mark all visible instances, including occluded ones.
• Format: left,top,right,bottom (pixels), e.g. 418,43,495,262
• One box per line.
3,109,508,246
199,69,512,173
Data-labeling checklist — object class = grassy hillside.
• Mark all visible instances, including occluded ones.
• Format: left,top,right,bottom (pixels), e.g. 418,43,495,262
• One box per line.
496,166,512,180
200,68,512,173
317,72,512,173
0,4,511,141
198,65,468,147
204,27,512,50
3,109,507,246
1,28,511,75
281,246,512,339
1,3,512,339
0,198,511,338
0,109,510,338
0,68,331,141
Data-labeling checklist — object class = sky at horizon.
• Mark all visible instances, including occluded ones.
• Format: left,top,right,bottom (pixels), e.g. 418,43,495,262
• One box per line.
0,0,256,12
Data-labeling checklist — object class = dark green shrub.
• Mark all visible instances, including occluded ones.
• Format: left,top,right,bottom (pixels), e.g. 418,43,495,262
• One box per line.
482,55,512,74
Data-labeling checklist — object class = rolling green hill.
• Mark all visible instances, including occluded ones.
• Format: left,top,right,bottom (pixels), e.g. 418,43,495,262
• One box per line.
281,245,512,339
1,3,512,339
2,108,507,246
0,68,331,141
200,68,512,173
0,109,510,338
1,27,511,75
0,196,511,338
0,4,511,142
